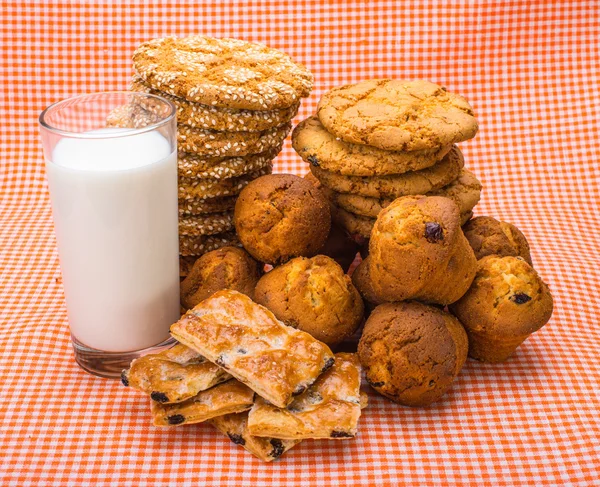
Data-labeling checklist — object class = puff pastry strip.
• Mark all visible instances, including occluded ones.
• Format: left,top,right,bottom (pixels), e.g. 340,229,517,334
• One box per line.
150,379,255,426
121,343,232,404
210,412,300,462
247,353,363,439
170,290,334,408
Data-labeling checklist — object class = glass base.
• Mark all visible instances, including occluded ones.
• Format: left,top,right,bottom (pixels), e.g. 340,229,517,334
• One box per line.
71,335,176,379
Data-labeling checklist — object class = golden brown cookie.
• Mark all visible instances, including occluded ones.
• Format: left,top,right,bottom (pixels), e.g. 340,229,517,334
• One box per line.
325,169,481,219
369,195,477,304
330,205,376,239
247,353,362,439
179,231,241,257
254,256,364,346
463,216,533,265
210,412,300,462
178,122,290,157
121,343,232,403
132,76,300,132
178,212,234,236
179,196,237,216
178,147,280,180
450,256,553,363
133,36,313,110
170,290,334,408
317,79,478,151
292,116,451,176
234,174,331,265
358,301,468,406
310,145,464,199
179,165,272,200
180,246,261,309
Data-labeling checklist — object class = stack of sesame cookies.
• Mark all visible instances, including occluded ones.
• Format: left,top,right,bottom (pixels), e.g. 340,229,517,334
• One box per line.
292,80,481,240
131,35,313,265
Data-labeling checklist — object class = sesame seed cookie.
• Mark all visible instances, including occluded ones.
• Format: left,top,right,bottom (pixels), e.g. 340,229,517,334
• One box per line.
178,212,234,236
179,231,242,257
132,36,313,110
323,169,481,219
292,116,451,176
132,76,300,132
179,165,272,200
178,196,237,216
317,80,478,152
309,145,464,199
178,122,290,157
178,146,280,180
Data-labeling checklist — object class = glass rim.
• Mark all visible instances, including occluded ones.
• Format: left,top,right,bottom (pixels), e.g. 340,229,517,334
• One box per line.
38,91,177,139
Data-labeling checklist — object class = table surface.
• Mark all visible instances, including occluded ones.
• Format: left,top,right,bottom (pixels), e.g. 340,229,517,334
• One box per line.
1,2,599,486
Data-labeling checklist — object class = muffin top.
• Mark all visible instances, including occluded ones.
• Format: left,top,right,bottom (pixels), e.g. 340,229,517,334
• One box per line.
369,195,462,291
463,216,532,265
358,301,468,407
451,255,553,336
180,246,261,309
234,174,331,265
254,255,364,345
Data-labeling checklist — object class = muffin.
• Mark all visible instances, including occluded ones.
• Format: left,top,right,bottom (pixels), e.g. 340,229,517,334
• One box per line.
180,246,261,309
234,174,331,264
319,223,360,272
254,255,364,346
450,255,553,363
369,195,477,304
358,301,468,407
463,216,533,265
351,257,385,310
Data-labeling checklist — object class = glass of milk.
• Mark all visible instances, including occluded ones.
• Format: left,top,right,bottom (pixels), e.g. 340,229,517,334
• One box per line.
39,92,180,378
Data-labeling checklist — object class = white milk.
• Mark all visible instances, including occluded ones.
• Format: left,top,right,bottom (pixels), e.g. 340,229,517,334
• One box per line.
47,128,180,352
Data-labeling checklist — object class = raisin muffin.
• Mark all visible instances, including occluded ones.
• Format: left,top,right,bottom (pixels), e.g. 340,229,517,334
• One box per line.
180,246,261,309
450,255,553,363
234,174,331,265
463,216,533,265
254,255,364,346
358,301,468,407
369,195,477,304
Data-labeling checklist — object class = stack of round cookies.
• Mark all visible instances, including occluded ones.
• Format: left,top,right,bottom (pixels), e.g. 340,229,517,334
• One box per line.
292,80,481,240
130,35,313,270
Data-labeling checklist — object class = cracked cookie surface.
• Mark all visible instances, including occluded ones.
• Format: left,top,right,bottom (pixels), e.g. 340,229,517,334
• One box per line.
324,169,481,232
357,301,468,406
317,79,478,151
133,36,313,110
310,145,464,199
292,116,451,176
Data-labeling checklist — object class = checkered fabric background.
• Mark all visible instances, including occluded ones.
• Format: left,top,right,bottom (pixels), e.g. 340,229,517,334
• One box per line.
1,1,599,486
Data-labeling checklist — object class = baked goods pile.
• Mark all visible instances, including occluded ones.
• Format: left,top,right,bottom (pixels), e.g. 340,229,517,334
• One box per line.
130,36,313,268
293,80,482,241
120,36,555,462
123,290,366,462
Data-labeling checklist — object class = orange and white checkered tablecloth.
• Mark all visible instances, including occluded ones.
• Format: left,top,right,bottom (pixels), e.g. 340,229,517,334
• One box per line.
1,2,599,486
